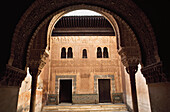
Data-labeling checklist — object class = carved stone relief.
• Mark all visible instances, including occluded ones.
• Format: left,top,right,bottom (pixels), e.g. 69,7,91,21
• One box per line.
141,62,168,84
10,0,159,70
8,0,164,84
0,65,27,87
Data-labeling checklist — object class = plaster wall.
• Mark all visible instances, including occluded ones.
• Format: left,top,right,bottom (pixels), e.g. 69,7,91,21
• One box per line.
0,87,19,112
49,36,123,103
148,82,170,112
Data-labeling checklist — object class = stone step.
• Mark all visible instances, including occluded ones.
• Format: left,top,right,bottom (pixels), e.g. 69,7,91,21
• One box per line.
42,103,128,112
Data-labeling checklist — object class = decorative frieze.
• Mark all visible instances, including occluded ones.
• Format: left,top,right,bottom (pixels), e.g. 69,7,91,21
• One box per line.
141,62,168,84
51,36,114,44
0,65,27,87
51,59,119,67
53,67,118,74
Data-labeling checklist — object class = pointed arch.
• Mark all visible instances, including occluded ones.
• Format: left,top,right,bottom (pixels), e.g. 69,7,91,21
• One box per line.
103,47,109,58
61,47,66,58
97,47,102,58
82,49,87,58
67,47,73,58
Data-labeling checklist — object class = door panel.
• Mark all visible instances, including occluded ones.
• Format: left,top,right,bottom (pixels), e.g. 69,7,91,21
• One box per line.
59,80,72,103
99,79,111,103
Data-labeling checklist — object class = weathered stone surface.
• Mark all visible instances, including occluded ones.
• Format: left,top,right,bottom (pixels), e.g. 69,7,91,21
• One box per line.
42,103,128,112
112,93,123,103
72,94,99,104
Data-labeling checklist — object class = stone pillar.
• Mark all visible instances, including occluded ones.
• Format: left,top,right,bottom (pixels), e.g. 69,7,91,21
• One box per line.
126,65,139,112
29,65,43,112
0,65,27,112
28,50,48,112
118,47,140,112
29,72,39,112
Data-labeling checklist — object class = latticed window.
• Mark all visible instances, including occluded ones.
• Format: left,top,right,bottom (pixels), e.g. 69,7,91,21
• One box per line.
97,47,102,58
103,47,109,58
82,49,87,58
67,47,73,58
61,47,66,58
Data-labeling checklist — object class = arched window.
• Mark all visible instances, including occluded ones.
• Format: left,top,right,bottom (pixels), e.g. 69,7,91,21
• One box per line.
61,47,66,58
97,47,102,58
82,49,87,58
103,47,109,58
67,47,73,58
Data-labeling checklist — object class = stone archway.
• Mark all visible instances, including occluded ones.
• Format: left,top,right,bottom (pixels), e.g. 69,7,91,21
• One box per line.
1,0,168,112
26,5,141,111
9,0,159,70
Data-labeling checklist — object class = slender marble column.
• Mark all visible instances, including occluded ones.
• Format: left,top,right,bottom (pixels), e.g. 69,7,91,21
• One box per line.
126,65,139,112
29,74,38,112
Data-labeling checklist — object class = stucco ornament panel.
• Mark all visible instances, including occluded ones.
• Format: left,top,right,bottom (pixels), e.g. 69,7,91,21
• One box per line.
0,65,27,87
9,0,159,70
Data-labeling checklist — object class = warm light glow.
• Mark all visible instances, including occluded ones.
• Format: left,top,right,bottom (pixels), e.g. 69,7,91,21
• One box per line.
64,9,102,16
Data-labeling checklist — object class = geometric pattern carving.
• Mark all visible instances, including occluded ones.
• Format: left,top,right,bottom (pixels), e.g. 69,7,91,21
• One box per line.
8,0,161,86
0,65,27,87
10,0,159,70
141,62,168,84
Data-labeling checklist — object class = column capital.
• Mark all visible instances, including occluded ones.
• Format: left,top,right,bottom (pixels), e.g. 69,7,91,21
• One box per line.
0,65,27,87
118,47,140,68
118,47,139,112
126,65,138,75
28,49,48,77
29,59,46,77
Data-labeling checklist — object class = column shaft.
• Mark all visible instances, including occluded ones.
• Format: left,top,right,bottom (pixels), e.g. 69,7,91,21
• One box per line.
129,72,138,112
126,66,138,112
29,75,38,112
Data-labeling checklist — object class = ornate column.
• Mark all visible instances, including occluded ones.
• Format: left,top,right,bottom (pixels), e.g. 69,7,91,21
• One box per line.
29,67,40,112
28,50,48,112
126,65,138,112
118,47,140,112
0,65,27,112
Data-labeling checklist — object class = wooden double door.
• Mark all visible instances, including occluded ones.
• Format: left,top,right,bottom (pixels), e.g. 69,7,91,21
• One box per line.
59,80,72,103
98,79,111,103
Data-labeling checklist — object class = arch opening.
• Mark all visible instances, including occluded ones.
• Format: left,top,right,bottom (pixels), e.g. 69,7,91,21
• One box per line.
16,4,152,112
82,49,87,58
61,47,66,58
